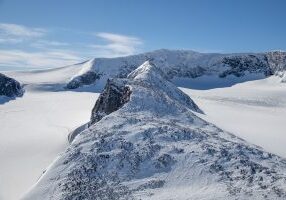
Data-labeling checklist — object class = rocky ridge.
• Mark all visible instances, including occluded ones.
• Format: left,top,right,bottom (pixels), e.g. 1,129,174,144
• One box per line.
24,61,286,200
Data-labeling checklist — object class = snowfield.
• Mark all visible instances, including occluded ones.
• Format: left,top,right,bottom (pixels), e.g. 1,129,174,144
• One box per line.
180,75,286,158
0,66,99,200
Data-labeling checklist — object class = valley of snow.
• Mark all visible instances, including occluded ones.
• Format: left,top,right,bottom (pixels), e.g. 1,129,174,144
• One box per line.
0,66,99,200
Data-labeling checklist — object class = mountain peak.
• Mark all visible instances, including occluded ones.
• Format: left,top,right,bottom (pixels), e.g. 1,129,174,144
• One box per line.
128,60,202,113
88,60,202,126
127,60,166,80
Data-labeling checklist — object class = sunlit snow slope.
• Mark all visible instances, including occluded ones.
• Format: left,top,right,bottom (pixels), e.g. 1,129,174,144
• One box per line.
181,76,286,158
0,64,99,200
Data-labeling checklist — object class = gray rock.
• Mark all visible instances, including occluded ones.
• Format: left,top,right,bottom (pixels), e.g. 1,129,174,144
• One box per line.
90,78,131,125
266,51,286,73
219,55,271,78
0,73,24,98
66,71,101,89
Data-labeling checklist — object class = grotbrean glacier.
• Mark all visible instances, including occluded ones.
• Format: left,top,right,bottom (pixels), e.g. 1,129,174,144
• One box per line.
1,50,286,200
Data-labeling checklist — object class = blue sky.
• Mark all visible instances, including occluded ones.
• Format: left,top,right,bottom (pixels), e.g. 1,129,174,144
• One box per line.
0,0,286,70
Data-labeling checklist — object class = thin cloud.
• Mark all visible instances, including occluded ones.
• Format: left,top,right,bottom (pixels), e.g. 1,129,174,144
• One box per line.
0,23,80,69
0,23,47,38
31,40,70,49
0,38,23,44
96,32,142,45
90,32,143,57
0,49,82,70
0,24,144,69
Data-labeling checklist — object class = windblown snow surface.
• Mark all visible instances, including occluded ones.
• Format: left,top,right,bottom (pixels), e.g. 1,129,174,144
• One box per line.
180,75,286,158
23,61,286,200
0,64,99,200
1,49,286,200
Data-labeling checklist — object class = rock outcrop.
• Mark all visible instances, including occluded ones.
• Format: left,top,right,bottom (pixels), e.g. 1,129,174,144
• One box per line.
66,71,100,89
0,73,24,98
266,51,286,82
90,79,131,125
219,54,271,77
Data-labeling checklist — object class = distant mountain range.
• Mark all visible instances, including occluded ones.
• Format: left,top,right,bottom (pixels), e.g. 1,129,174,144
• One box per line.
65,49,286,90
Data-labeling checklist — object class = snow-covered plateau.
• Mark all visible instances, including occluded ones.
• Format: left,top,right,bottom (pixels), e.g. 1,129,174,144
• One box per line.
0,49,286,200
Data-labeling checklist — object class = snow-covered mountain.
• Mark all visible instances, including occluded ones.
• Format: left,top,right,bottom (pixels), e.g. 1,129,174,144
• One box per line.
1,49,285,200
65,49,286,90
23,61,286,200
0,73,23,98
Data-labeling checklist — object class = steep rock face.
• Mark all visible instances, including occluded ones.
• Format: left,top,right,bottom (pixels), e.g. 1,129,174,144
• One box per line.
90,79,131,125
0,73,24,98
66,49,286,90
24,61,286,200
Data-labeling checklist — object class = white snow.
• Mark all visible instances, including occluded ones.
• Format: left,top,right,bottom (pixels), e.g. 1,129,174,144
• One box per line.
0,65,99,200
180,75,286,158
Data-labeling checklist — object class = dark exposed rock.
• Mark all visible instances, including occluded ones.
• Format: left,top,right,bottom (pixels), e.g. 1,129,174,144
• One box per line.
220,55,271,78
89,79,131,125
266,51,286,72
166,65,207,78
0,73,24,98
66,71,101,89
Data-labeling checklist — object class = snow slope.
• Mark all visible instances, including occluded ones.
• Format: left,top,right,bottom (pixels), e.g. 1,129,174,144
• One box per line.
23,61,286,200
0,64,99,200
181,75,286,158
